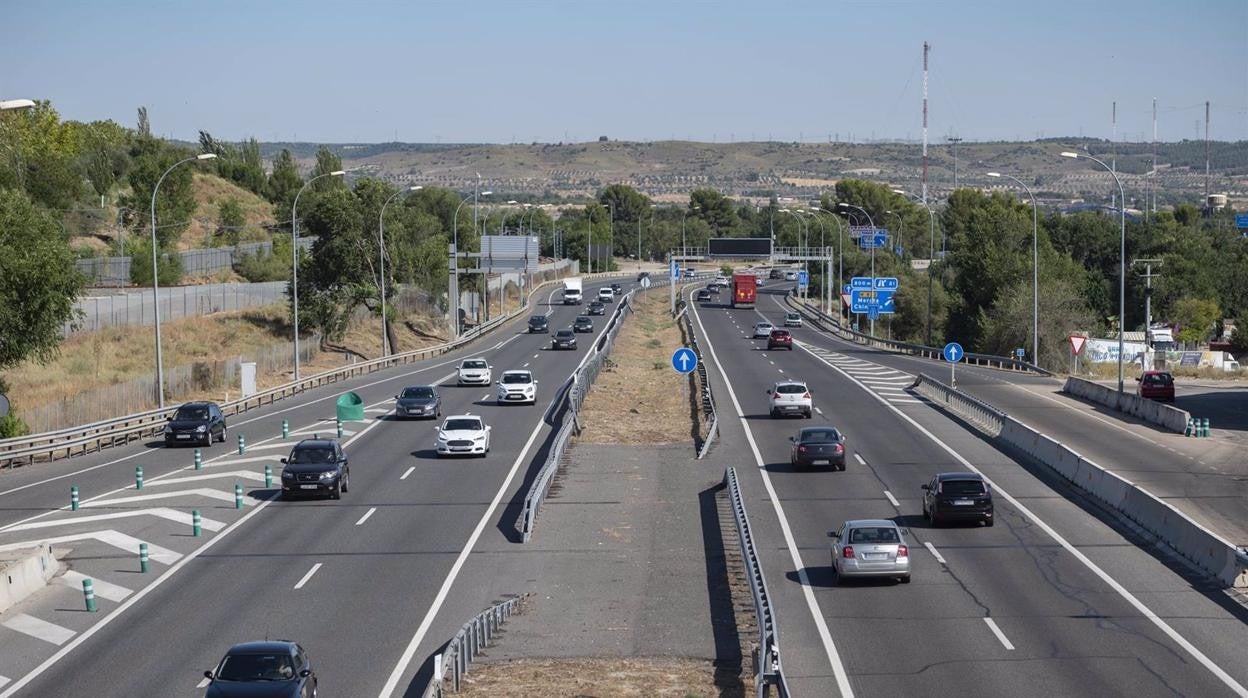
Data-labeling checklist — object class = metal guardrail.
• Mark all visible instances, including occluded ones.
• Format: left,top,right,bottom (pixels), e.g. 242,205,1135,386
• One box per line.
911,373,1008,436
725,467,791,698
680,288,718,460
421,593,529,698
785,293,1051,376
0,271,638,469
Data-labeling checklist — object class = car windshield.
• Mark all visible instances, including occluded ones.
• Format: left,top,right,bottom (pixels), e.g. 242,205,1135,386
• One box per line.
1144,374,1172,385
775,384,807,394
787,314,800,320
444,419,482,431
175,406,209,421
801,429,840,443
576,316,590,323
401,387,434,399
502,373,532,384
289,447,336,464
462,360,487,370
849,527,900,544
556,330,574,338
529,316,545,324
756,323,772,329
941,480,986,496
216,653,295,681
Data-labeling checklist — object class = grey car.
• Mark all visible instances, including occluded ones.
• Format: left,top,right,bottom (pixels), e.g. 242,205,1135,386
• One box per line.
394,385,440,420
830,519,911,584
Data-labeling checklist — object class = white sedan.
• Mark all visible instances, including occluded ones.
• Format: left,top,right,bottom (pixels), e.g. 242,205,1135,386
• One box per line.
457,358,492,386
435,415,491,457
752,322,775,338
497,370,538,405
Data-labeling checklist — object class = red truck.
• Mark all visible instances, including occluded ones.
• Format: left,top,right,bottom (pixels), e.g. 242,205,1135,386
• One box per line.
732,272,757,308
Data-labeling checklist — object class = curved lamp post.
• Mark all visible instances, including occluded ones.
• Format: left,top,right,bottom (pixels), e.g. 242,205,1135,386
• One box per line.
150,153,216,407
291,169,346,379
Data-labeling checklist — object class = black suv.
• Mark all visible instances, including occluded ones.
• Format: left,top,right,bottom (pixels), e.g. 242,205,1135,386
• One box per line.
610,282,622,295
573,315,594,333
587,301,606,316
551,329,577,350
281,439,350,500
204,640,316,698
527,315,549,333
922,472,994,526
164,401,226,447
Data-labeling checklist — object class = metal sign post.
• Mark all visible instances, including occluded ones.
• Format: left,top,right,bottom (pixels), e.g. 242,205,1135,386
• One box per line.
943,342,964,388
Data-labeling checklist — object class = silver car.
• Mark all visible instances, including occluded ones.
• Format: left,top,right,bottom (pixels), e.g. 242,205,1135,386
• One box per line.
830,519,911,584
752,322,774,338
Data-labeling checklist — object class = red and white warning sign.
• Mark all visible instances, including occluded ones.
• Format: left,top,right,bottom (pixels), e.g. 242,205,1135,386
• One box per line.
1069,335,1087,356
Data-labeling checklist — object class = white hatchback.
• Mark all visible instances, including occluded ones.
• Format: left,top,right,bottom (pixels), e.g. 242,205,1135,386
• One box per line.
752,322,775,338
768,380,813,418
496,370,538,405
457,358,492,386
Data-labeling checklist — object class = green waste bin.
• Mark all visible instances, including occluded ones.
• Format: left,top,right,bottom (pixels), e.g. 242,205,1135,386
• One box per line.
335,391,365,422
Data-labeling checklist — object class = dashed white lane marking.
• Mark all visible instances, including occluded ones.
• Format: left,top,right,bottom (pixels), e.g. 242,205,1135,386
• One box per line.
815,407,824,416
355,507,377,526
58,571,131,602
196,677,210,689
889,398,925,404
2,615,75,646
400,467,415,480
984,618,1016,650
769,360,775,365
884,491,900,507
778,369,784,374
522,362,530,368
533,353,539,359
480,394,491,402
924,541,947,565
854,453,866,466
293,563,323,590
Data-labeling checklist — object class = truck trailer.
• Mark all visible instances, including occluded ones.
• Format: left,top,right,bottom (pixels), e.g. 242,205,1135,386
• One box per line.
731,272,757,308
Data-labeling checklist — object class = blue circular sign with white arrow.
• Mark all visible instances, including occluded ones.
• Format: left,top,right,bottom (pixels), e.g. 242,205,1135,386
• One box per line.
671,347,698,375
942,342,964,363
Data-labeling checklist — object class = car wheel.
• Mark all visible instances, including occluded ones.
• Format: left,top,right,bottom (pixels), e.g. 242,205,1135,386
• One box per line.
830,563,841,587
769,409,777,418
930,509,941,527
984,517,994,527
805,410,813,419
899,575,911,584
341,474,349,493
217,425,227,443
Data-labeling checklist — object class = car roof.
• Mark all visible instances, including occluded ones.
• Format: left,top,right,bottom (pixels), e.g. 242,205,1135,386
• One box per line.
226,640,297,654
935,472,984,482
444,414,481,422
1142,370,1170,376
179,401,215,408
843,519,900,529
461,357,487,363
529,314,546,320
402,384,436,390
773,379,807,387
799,426,838,435
293,439,337,449
501,369,532,376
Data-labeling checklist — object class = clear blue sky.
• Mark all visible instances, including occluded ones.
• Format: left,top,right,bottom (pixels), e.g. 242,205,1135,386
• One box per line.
4,0,1245,144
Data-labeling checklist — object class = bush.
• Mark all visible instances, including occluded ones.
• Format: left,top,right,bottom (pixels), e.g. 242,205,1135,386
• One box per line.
234,249,289,282
0,412,29,439
127,238,183,286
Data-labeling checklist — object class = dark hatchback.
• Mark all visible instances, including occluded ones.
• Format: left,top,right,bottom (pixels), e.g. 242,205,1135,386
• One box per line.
573,315,594,333
611,282,623,295
587,301,606,316
790,427,846,470
204,640,316,698
767,329,793,350
1136,370,1175,402
527,315,549,333
695,290,712,302
705,283,720,295
394,385,440,420
164,401,226,447
922,472,994,526
280,439,349,500
552,329,577,350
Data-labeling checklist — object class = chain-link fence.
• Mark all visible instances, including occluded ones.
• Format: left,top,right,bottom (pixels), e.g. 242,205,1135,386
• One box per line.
75,238,317,287
70,282,289,335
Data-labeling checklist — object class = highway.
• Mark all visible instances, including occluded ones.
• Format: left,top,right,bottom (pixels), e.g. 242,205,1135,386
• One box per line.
0,276,635,697
689,286,1248,698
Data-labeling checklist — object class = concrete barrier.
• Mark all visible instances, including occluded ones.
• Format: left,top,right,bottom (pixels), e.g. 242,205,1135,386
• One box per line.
1063,377,1191,433
0,545,61,613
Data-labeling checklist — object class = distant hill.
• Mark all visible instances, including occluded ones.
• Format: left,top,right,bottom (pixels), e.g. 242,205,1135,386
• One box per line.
244,139,1248,207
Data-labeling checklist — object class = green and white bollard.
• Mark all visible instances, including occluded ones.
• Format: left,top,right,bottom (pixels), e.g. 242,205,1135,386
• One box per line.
264,464,273,488
237,434,246,455
70,485,79,511
82,578,97,612
135,466,144,490
139,543,150,573
234,483,244,509
282,420,290,440
336,418,343,438
194,448,203,470
1202,417,1211,437
192,510,202,537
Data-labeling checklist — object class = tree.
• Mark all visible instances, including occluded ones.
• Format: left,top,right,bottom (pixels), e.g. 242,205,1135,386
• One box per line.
311,146,345,192
267,148,303,220
215,198,245,246
0,189,85,370
1172,297,1220,344
136,106,150,137
1229,327,1248,358
689,189,738,236
120,137,198,248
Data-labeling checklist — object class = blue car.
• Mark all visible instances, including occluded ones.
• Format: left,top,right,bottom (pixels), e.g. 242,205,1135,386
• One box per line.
204,640,317,697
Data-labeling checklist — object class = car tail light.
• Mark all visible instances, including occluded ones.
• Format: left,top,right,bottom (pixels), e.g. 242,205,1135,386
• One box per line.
842,545,855,559
798,446,807,453
773,393,782,401
897,544,909,557
833,444,844,454
803,392,811,399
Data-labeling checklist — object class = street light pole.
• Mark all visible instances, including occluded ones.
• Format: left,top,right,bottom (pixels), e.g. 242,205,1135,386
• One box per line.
601,200,614,272
987,172,1039,365
379,185,421,357
839,203,878,335
150,152,216,407
291,169,346,380
1061,151,1126,393
807,209,828,314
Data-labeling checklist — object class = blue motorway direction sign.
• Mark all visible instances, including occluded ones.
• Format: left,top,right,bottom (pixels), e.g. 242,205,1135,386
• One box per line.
858,232,889,249
797,270,809,287
670,261,679,279
1237,213,1248,229
671,347,698,375
943,342,964,363
850,277,873,289
843,284,852,294
874,277,898,290
851,289,895,315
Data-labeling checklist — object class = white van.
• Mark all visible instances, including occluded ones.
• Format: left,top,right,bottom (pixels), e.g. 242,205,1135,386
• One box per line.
597,287,614,303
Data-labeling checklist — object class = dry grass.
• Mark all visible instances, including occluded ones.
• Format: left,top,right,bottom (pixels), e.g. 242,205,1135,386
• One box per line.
179,174,276,251
453,657,734,698
576,290,697,445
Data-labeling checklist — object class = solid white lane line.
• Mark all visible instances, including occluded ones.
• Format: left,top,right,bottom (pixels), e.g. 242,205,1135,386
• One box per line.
883,491,900,508
195,677,210,689
984,618,1015,650
853,453,866,466
293,563,323,590
794,340,1248,697
924,542,947,565
58,571,131,602
689,301,855,698
355,507,377,526
2,615,75,646
400,467,415,480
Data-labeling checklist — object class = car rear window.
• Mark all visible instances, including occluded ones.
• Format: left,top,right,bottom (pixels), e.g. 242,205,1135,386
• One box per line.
849,527,899,544
941,479,986,496
1144,374,1172,385
462,360,487,369
401,387,434,399
775,384,807,394
787,313,800,320
770,330,790,337
800,429,840,443
445,419,482,431
290,447,335,464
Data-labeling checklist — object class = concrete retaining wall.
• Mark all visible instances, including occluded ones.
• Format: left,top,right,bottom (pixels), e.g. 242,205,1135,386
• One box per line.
0,545,60,613
1062,376,1190,433
916,374,1247,588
